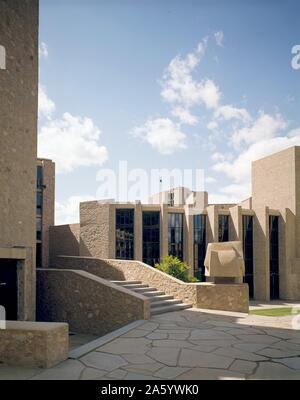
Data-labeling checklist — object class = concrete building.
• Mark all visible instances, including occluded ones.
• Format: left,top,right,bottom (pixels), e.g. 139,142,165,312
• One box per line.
0,0,39,321
50,146,300,302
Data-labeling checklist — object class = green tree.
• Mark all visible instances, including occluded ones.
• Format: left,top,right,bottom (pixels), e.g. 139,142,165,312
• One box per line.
155,255,199,283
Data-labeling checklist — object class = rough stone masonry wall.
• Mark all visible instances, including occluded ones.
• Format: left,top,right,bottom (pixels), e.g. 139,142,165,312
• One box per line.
37,268,150,335
52,256,249,313
0,321,68,368
49,224,80,265
0,0,39,320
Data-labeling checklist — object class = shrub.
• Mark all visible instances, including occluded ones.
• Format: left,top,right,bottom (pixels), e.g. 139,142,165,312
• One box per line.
155,255,199,283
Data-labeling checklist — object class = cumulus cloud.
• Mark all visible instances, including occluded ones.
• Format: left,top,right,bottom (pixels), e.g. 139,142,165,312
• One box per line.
214,132,300,183
161,38,221,112
131,118,187,155
205,176,217,184
214,31,224,47
38,85,55,119
214,105,251,123
171,106,198,125
39,112,108,173
231,112,287,148
55,195,95,225
207,121,219,131
39,42,49,59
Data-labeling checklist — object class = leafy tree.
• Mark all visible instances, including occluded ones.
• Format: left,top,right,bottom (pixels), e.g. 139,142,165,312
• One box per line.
155,255,199,283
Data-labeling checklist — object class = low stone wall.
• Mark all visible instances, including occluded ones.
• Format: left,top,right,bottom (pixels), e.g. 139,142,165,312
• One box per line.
0,321,68,368
37,268,150,335
52,256,249,313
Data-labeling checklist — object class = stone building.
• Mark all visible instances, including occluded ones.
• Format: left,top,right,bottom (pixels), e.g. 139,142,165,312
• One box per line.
0,0,39,321
50,146,300,302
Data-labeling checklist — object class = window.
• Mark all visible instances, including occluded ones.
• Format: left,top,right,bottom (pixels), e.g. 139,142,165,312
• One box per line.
243,215,254,298
37,165,43,189
193,215,206,281
218,215,229,242
143,211,160,266
36,191,43,216
116,209,134,260
168,213,183,260
36,242,42,267
36,217,42,241
168,191,174,206
269,215,279,299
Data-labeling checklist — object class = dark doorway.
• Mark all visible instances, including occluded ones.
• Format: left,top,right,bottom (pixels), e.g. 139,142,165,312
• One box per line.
0,259,18,320
269,216,279,300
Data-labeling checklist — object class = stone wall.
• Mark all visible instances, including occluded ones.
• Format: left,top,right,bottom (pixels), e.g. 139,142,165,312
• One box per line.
52,256,249,313
0,0,39,320
37,268,150,335
49,224,80,264
0,321,68,368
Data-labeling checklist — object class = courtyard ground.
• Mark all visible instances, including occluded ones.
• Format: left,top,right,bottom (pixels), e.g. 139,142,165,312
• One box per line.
1,304,300,380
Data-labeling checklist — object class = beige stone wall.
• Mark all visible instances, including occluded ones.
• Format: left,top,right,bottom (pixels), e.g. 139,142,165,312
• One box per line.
0,0,39,320
37,268,150,335
0,321,68,368
252,146,300,300
80,201,114,258
52,256,248,313
49,224,80,264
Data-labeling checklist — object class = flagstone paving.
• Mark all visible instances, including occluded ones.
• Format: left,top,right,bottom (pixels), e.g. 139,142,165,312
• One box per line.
1,308,300,380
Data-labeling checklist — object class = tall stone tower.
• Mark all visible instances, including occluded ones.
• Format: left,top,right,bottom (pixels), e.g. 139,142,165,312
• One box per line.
0,0,39,320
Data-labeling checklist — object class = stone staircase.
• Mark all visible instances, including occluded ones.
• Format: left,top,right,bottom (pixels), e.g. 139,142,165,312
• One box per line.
110,280,193,315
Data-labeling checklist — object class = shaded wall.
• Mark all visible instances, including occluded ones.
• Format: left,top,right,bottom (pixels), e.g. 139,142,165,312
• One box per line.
37,268,150,335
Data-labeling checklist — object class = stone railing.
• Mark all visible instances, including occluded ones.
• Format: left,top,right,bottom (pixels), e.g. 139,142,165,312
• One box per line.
52,256,249,313
37,268,150,335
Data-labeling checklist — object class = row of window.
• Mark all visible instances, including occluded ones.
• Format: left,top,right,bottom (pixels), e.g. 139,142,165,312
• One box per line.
114,209,280,299
115,210,232,280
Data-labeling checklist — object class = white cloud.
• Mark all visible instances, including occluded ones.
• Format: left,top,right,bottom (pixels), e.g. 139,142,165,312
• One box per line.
205,176,217,184
171,106,198,125
213,130,300,188
55,195,95,225
214,105,251,122
131,118,187,155
39,42,49,59
161,38,221,110
231,112,287,148
39,112,108,173
207,121,219,131
214,31,224,47
38,85,55,119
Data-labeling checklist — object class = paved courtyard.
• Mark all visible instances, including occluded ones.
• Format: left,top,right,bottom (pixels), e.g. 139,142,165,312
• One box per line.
1,308,300,380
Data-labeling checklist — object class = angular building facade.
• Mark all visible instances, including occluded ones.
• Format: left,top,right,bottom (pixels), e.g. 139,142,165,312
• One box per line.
0,0,39,320
50,147,300,302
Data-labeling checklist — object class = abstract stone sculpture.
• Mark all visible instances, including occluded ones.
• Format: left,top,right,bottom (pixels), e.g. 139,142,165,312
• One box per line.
204,241,245,279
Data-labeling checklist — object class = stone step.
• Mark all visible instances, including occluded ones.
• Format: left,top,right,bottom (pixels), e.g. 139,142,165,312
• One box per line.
142,290,166,297
151,303,193,315
110,280,142,285
122,283,149,289
149,294,174,302
150,299,183,308
132,287,158,293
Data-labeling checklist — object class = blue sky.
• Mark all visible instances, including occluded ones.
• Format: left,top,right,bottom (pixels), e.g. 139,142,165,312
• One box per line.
38,0,300,224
